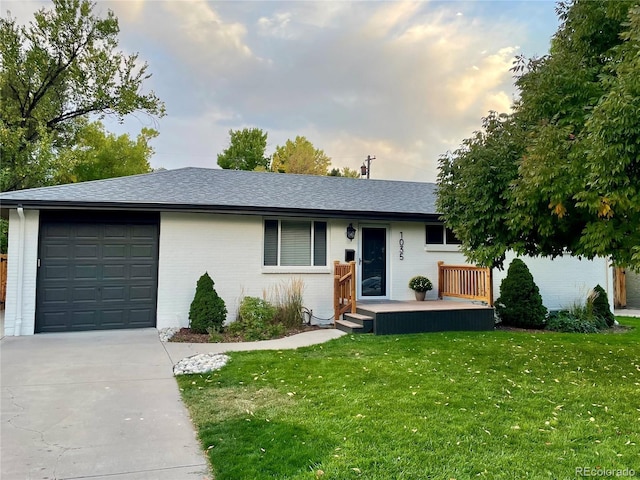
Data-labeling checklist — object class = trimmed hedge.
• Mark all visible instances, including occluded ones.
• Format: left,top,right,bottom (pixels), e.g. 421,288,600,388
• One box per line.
590,284,615,327
188,272,227,334
495,258,547,328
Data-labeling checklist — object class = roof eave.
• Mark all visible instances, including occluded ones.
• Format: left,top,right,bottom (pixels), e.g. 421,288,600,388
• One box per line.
0,200,441,222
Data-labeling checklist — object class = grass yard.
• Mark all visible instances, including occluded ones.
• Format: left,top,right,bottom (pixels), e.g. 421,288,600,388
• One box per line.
177,317,640,479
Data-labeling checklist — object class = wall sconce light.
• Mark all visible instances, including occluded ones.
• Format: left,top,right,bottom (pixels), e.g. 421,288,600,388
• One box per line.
346,223,356,240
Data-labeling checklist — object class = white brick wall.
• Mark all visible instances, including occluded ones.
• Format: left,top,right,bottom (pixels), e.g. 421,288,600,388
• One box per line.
4,209,40,336
492,253,613,312
3,208,615,335
157,213,350,328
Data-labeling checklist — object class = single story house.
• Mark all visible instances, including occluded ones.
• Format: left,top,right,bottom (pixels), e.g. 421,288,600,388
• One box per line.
0,167,614,336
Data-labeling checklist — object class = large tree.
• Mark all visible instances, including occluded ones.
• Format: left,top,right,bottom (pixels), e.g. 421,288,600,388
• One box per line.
217,127,270,171
271,136,331,175
437,0,640,269
0,0,165,192
56,120,156,183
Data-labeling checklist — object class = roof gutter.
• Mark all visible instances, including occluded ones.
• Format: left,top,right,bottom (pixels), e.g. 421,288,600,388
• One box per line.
0,200,442,223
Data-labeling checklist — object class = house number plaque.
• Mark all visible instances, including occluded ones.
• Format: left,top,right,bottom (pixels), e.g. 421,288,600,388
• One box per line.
399,232,404,260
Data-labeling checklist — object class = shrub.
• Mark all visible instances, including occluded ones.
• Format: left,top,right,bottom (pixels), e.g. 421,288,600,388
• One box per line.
188,272,227,334
232,296,278,341
495,258,547,328
589,284,615,327
408,275,433,292
546,310,600,333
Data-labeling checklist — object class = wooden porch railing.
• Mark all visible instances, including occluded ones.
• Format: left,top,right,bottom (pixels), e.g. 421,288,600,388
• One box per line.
334,261,356,321
438,261,493,306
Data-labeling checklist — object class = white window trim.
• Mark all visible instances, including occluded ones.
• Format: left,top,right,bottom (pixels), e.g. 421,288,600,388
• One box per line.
262,218,331,272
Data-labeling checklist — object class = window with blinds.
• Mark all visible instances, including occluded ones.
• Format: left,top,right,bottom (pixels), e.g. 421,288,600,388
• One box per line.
263,220,327,267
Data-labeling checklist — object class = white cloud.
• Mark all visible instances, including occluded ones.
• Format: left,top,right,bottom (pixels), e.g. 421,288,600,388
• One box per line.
3,0,559,183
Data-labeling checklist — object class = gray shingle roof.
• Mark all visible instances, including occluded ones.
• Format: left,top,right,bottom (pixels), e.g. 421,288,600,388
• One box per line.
0,167,439,220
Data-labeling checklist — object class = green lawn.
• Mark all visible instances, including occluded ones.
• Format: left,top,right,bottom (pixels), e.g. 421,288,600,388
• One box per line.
177,317,640,480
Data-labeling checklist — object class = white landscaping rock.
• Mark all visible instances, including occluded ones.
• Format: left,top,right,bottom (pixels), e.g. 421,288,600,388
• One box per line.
158,327,180,343
173,353,230,376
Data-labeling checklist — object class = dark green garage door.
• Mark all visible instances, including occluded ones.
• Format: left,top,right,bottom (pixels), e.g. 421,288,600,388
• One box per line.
36,211,160,333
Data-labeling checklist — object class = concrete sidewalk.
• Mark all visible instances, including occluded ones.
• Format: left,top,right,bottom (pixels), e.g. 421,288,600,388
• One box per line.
163,328,345,364
0,327,345,480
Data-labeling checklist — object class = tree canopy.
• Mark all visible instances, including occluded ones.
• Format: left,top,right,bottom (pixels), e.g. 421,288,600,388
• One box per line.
0,0,165,191
217,128,270,171
437,0,640,269
271,136,331,175
56,121,156,183
328,167,361,178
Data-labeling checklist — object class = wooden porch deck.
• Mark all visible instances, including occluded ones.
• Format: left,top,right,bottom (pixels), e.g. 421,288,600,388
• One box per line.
336,299,495,335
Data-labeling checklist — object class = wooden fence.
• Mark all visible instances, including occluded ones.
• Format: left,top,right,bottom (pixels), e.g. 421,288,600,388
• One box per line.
0,254,7,308
334,261,356,321
613,267,626,308
438,261,493,306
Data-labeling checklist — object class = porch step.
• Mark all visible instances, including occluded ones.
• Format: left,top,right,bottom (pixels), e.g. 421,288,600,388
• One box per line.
335,319,365,334
343,312,374,333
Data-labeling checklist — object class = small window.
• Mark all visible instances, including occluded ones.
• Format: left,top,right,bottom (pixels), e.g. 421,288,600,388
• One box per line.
426,224,444,244
445,227,462,245
264,220,327,267
426,224,461,245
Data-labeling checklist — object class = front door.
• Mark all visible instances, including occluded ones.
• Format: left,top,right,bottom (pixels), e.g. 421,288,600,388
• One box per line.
360,227,387,298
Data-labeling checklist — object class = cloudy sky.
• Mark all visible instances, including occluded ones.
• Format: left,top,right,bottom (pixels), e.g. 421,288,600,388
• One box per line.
5,1,559,182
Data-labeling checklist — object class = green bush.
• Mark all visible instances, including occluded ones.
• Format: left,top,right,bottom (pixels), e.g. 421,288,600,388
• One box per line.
188,272,227,334
495,258,547,328
589,284,615,327
231,296,278,341
546,311,600,333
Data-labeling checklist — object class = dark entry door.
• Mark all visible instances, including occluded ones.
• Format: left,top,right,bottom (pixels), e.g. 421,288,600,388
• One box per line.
36,211,159,333
361,227,386,297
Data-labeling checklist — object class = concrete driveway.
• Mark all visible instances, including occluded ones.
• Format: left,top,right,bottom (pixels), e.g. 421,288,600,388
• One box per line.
1,329,210,480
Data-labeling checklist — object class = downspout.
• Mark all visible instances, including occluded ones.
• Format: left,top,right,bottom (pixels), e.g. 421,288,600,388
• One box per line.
14,206,25,336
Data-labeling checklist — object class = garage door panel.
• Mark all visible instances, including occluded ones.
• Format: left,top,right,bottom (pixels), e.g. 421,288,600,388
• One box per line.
104,224,127,238
130,285,153,300
75,225,100,239
43,287,69,303
130,264,153,279
102,286,126,301
132,224,156,238
71,310,100,328
43,265,68,280
131,244,154,258
74,265,98,280
73,287,98,302
103,244,127,259
75,244,99,259
39,312,69,331
43,223,72,239
128,309,153,326
103,264,126,280
101,310,125,327
44,244,71,259
36,212,159,333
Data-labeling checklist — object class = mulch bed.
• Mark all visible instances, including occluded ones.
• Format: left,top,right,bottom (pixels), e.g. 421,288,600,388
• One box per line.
169,324,321,343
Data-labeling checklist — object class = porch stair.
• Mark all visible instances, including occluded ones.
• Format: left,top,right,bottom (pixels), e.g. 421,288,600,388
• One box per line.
335,312,374,334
